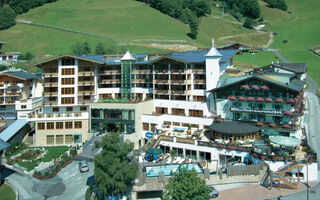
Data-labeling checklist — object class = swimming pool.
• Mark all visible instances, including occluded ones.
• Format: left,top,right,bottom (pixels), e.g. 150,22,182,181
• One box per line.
145,163,203,177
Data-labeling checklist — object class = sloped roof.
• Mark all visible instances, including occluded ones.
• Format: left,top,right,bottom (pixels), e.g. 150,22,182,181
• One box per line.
121,51,135,61
1,71,42,80
210,121,260,135
275,63,307,73
0,119,28,142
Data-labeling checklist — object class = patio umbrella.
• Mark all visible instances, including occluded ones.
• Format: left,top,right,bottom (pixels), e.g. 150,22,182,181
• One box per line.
146,148,163,155
262,130,279,136
270,136,301,147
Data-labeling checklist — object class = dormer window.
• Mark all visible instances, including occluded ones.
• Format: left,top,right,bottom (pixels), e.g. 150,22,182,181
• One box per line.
61,58,75,66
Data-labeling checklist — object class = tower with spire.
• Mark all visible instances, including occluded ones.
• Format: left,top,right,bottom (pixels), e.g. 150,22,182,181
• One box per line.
120,50,135,99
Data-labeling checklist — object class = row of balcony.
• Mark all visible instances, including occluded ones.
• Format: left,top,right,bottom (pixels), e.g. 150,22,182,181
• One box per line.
44,91,94,96
0,92,21,96
44,72,95,77
43,100,92,105
28,112,83,119
153,90,191,95
229,107,293,116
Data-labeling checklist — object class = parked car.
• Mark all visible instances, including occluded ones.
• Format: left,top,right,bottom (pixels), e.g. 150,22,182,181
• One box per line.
79,160,89,173
208,185,219,198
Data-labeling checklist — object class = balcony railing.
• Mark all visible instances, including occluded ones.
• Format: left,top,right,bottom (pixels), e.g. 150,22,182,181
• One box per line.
98,70,121,74
78,100,92,104
78,81,94,85
230,107,284,115
43,72,58,77
78,71,94,76
44,92,58,96
194,79,205,84
100,79,120,84
192,69,205,73
78,91,93,95
29,112,83,119
153,80,168,84
132,79,146,83
43,101,58,105
154,90,169,94
171,80,186,84
171,90,186,95
5,92,20,96
44,82,58,87
132,70,151,74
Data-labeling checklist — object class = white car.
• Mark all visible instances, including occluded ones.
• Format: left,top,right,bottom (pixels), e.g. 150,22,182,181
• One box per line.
79,160,89,173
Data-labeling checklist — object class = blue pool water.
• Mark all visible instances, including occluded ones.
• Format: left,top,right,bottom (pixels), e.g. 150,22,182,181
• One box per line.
145,163,203,177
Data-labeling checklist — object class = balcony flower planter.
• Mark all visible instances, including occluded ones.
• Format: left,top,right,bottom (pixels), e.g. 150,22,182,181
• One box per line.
269,123,276,127
260,85,269,90
238,96,246,101
252,85,259,90
295,98,299,102
284,111,292,115
228,96,237,100
282,124,291,129
256,97,264,102
287,99,295,103
215,118,223,123
247,97,255,101
241,85,250,90
179,70,183,73
163,70,166,73
256,122,264,126
265,98,273,102
275,98,284,103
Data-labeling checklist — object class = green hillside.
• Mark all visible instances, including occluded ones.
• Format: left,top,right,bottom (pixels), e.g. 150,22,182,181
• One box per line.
0,0,266,56
234,0,320,84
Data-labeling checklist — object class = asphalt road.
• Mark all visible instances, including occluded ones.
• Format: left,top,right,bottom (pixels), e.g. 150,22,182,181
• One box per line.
4,161,94,200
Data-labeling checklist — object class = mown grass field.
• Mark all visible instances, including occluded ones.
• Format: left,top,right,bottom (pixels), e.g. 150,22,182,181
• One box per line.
0,184,16,200
234,0,320,84
0,0,266,56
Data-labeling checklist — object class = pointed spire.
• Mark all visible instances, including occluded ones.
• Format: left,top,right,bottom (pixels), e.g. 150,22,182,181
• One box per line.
121,50,135,61
205,37,222,57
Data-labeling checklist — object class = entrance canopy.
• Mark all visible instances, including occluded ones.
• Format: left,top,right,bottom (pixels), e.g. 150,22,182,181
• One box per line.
270,136,301,147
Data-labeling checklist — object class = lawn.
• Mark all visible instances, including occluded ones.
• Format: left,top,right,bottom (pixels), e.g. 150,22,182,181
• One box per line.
15,146,69,171
0,0,267,56
260,0,320,84
0,184,16,200
234,51,281,68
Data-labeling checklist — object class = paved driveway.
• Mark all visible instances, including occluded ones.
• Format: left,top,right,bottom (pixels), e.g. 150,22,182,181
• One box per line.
4,161,94,200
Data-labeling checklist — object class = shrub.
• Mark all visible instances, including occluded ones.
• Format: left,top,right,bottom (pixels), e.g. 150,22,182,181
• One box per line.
264,0,288,11
243,17,256,29
19,51,34,61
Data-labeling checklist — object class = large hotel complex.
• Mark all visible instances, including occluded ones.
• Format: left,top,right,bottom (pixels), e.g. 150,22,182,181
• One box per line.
1,40,316,191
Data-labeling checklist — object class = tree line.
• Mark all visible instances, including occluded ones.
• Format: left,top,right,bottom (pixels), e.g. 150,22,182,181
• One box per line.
136,0,212,39
263,0,287,11
0,0,58,30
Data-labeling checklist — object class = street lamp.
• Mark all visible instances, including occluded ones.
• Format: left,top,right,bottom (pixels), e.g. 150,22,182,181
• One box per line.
302,182,310,200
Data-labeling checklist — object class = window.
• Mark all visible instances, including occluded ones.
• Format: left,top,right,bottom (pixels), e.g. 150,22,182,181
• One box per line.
143,123,149,131
65,135,73,144
47,122,54,129
61,97,74,104
172,108,185,116
189,109,203,117
61,68,75,75
65,122,73,129
56,122,63,129
38,123,45,130
53,107,59,112
80,106,87,111
75,121,82,129
67,107,73,112
61,88,74,95
56,135,64,144
21,105,26,109
46,135,54,145
61,58,75,66
61,78,74,85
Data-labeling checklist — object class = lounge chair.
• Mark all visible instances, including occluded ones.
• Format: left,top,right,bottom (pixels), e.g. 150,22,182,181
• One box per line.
166,158,172,164
178,158,185,164
172,157,181,164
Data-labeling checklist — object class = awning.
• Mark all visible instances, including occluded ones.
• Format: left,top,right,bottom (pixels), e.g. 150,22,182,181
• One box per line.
270,136,301,147
146,148,163,155
73,133,82,136
0,138,10,151
262,130,280,136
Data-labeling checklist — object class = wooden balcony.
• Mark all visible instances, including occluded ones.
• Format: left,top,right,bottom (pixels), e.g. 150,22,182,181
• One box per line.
98,70,121,75
170,79,186,84
6,92,20,96
153,90,169,94
78,91,94,95
43,72,58,77
44,92,58,96
192,69,205,73
153,80,169,84
100,79,120,84
193,79,205,84
44,82,58,87
78,81,95,86
78,71,94,76
43,101,58,106
132,79,146,83
171,90,186,95
131,70,151,74
78,100,92,104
